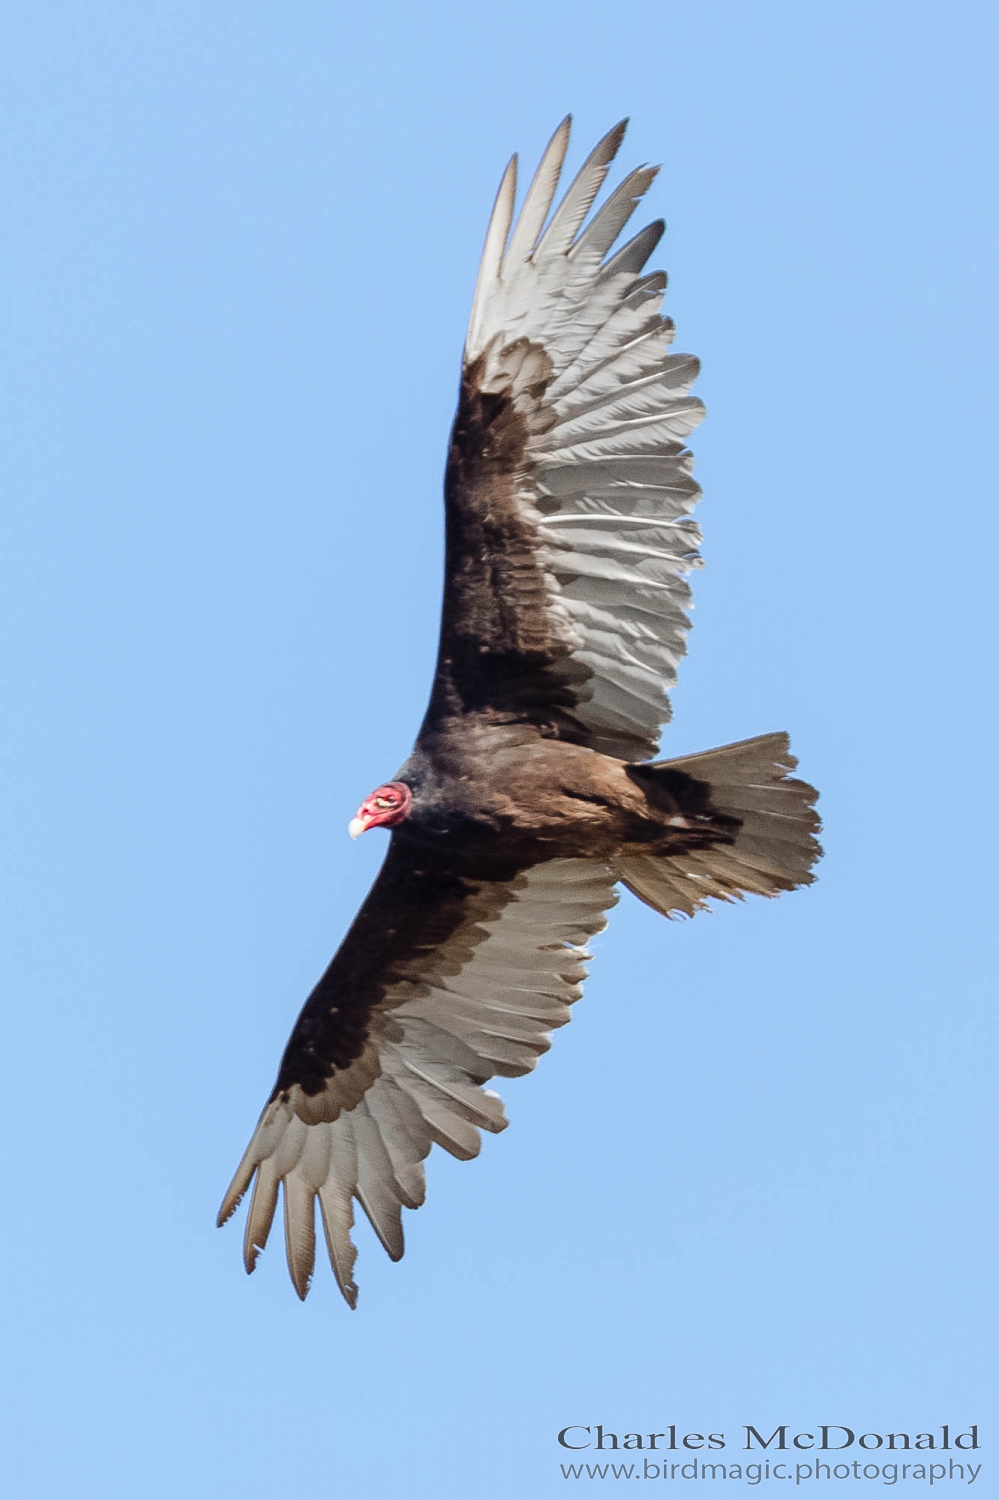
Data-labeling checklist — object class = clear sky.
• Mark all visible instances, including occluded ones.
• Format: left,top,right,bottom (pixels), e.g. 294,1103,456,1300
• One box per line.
2,2,996,1496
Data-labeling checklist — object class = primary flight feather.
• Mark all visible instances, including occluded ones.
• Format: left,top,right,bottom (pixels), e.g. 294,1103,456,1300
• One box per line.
218,118,821,1304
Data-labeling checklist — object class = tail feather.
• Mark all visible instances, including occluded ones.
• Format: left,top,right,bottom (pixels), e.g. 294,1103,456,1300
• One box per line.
621,732,821,918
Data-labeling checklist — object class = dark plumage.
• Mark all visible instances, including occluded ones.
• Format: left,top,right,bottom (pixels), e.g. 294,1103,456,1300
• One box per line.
218,119,821,1304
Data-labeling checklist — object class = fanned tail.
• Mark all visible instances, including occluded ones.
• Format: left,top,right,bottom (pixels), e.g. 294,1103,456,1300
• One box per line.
620,732,821,918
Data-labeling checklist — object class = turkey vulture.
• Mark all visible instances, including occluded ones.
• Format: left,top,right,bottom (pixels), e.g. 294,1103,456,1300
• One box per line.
218,119,820,1304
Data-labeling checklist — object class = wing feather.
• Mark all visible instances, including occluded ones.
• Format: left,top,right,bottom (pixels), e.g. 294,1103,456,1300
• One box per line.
504,115,571,267
282,1169,317,1300
598,219,665,280
244,1157,281,1275
317,1118,359,1307
466,154,517,355
352,1102,407,1259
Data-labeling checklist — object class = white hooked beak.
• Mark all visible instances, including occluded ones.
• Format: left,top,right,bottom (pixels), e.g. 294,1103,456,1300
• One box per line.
347,817,367,840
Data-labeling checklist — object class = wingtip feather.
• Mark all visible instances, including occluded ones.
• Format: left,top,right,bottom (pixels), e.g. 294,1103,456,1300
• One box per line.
216,1181,245,1230
467,153,518,354
505,115,572,268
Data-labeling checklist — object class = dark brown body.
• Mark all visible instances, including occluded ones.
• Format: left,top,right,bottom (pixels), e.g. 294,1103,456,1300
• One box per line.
398,715,736,865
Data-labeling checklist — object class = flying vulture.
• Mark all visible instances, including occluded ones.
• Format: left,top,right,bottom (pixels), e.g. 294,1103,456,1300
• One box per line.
218,119,821,1304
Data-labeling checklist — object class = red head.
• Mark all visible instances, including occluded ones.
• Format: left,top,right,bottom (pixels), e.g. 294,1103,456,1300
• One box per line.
348,780,412,839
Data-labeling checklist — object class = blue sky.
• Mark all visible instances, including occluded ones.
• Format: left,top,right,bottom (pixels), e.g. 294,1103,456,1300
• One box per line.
2,2,996,1495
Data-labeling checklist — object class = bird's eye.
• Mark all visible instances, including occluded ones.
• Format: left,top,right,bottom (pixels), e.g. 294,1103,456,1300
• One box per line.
375,795,396,809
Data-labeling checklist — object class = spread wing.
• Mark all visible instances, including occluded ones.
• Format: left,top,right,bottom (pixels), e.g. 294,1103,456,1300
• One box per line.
424,118,705,760
218,846,617,1303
